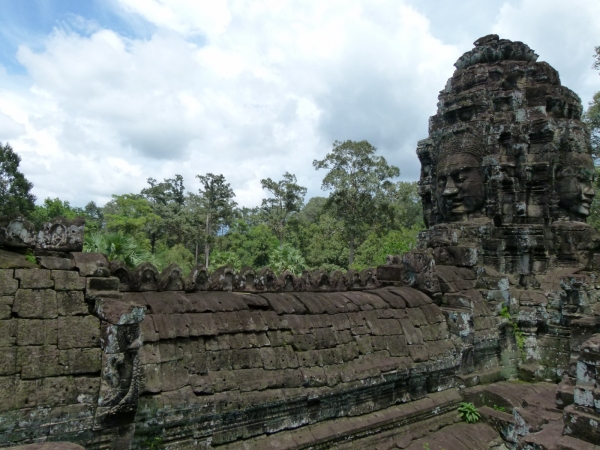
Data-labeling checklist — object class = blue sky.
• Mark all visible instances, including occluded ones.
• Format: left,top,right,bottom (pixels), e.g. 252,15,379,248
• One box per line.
0,0,598,207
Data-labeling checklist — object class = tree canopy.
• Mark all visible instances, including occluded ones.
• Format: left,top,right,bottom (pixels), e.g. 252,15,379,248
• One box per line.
0,142,35,217
313,140,400,264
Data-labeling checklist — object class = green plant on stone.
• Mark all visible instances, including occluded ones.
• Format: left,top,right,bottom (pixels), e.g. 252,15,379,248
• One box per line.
493,404,506,412
500,306,526,360
24,249,36,264
458,402,480,424
143,436,163,450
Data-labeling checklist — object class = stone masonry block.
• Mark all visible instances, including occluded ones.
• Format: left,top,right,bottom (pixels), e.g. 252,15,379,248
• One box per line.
59,347,102,374
0,376,17,412
86,276,120,292
17,345,62,378
57,290,88,316
17,318,58,346
58,316,101,349
15,269,54,289
0,319,16,346
71,252,110,277
37,256,75,270
0,297,11,319
13,289,57,318
0,269,18,295
0,347,17,375
52,270,86,291
161,360,190,391
141,363,162,393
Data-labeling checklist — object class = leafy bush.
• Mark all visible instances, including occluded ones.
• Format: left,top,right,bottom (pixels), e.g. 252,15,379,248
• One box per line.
84,232,151,268
269,243,306,275
154,243,195,275
458,402,480,424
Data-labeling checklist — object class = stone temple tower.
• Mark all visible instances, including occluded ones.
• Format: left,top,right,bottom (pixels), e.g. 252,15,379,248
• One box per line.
417,34,598,276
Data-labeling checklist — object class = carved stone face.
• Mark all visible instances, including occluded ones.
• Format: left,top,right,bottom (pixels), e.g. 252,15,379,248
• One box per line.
435,153,485,221
556,153,596,221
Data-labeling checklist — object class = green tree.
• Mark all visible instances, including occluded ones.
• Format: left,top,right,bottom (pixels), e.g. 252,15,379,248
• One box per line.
0,142,35,217
196,173,237,268
141,174,187,253
84,201,104,232
287,202,348,270
389,181,424,230
30,197,82,227
260,172,307,246
220,221,278,269
585,46,600,159
353,225,421,270
313,140,400,265
103,194,160,238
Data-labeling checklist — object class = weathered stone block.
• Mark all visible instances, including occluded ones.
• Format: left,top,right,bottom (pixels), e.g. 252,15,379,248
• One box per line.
17,345,61,378
71,252,110,277
231,348,263,369
73,376,100,404
13,289,57,318
0,269,18,295
37,256,75,270
158,340,182,362
376,265,404,282
14,269,54,289
296,350,319,367
0,347,17,375
0,319,16,346
52,270,86,291
57,290,88,316
160,361,189,391
184,351,208,375
355,334,373,354
17,318,58,346
140,315,159,342
399,318,424,345
59,347,102,374
408,344,430,362
386,334,409,357
300,366,327,387
0,376,17,411
58,316,101,349
0,299,11,319
139,343,161,365
87,276,120,292
187,313,218,336
318,347,344,365
141,363,162,393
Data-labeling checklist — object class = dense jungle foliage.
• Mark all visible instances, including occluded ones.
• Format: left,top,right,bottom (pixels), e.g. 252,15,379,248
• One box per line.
1,140,423,275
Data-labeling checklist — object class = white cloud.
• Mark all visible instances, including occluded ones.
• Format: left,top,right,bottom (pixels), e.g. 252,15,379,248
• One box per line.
0,0,597,208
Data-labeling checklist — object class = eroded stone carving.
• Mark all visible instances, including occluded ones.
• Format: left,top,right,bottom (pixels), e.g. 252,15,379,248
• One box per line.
0,215,85,251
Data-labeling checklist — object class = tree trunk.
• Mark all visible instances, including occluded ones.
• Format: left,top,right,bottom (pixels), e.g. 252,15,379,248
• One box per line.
195,242,198,265
349,237,355,266
204,212,211,268
151,233,156,254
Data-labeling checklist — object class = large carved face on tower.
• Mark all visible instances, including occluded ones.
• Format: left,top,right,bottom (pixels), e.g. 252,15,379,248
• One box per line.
556,152,596,221
435,152,486,222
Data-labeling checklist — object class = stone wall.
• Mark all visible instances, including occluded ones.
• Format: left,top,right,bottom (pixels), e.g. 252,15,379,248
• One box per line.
0,250,102,447
0,246,507,449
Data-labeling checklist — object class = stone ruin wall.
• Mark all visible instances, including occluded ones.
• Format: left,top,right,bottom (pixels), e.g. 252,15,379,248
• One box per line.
0,245,507,449
1,35,600,449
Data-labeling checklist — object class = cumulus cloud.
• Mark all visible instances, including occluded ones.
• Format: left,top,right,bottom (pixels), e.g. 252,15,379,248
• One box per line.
0,0,597,207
